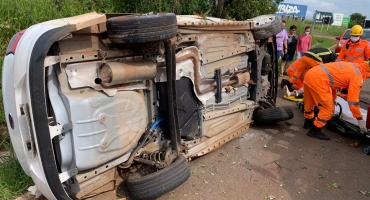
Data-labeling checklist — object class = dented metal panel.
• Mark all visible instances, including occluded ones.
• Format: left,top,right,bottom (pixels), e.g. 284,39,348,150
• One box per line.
176,15,254,30
204,112,243,138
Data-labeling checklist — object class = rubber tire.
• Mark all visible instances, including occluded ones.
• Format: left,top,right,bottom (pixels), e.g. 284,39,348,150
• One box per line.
252,15,282,40
253,106,294,125
363,145,370,155
126,155,190,200
107,13,178,44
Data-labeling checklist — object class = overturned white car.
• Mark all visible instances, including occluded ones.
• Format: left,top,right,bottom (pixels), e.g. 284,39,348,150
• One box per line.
2,12,292,199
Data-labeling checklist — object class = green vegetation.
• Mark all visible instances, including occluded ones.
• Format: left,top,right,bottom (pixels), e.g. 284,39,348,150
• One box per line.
311,37,337,49
349,13,366,28
283,17,347,36
0,156,33,200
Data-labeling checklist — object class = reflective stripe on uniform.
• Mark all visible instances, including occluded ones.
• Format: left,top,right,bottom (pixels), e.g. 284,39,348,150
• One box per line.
290,64,297,71
305,51,323,62
336,57,343,61
317,117,328,123
305,49,332,62
348,101,360,105
293,75,298,79
346,55,365,61
316,49,332,56
319,64,334,87
349,62,361,75
356,48,364,52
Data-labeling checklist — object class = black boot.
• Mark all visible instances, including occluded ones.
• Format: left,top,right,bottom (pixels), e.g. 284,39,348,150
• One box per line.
307,126,330,140
303,118,313,129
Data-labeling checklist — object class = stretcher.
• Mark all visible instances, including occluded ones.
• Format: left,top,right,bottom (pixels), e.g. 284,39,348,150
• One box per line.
283,95,304,102
296,97,370,155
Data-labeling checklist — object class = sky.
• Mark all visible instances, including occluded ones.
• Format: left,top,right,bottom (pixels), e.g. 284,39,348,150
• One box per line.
284,0,370,19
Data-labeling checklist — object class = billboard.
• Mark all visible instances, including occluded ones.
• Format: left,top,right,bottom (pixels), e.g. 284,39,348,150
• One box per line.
314,11,334,24
332,13,344,26
275,3,308,18
342,17,350,28
314,11,344,26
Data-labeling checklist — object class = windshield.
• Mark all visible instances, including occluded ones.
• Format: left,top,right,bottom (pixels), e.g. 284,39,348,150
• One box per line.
343,29,370,41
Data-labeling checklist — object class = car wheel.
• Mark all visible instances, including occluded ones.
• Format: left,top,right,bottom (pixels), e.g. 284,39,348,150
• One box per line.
253,106,294,125
126,155,190,200
251,15,282,40
107,13,178,44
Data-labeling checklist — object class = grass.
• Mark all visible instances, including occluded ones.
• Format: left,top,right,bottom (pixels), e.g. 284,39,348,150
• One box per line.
0,156,33,200
311,36,337,49
283,17,347,36
0,0,119,198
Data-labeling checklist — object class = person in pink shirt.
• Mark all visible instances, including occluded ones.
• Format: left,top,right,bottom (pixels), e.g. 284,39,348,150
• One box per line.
296,26,312,59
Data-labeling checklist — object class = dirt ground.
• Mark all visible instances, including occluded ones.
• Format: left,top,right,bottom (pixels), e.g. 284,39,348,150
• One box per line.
17,77,370,200
154,77,370,200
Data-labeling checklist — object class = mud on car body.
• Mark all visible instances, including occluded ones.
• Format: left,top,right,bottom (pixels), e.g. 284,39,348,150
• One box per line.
2,12,293,200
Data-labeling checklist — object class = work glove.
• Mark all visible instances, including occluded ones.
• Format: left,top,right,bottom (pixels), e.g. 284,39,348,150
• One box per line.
357,119,368,133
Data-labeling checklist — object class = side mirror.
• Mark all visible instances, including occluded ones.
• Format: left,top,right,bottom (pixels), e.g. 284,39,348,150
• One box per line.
335,36,340,40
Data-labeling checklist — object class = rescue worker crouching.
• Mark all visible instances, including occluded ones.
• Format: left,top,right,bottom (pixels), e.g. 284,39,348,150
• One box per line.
336,25,370,63
284,58,305,98
282,48,337,96
302,61,370,140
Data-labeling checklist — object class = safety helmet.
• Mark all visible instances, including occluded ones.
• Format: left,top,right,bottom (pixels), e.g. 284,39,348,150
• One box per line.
350,25,363,36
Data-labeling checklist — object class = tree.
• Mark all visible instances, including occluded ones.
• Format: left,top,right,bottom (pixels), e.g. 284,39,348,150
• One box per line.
349,13,366,28
115,0,283,20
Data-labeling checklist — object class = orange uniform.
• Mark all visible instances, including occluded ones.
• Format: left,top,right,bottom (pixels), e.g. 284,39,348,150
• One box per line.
289,48,337,85
336,39,370,63
303,62,368,128
287,59,305,90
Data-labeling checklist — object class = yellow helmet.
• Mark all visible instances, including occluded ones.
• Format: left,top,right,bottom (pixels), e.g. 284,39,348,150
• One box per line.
350,25,363,36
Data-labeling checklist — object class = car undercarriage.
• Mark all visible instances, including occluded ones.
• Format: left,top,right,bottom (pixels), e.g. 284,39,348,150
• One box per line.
2,12,293,199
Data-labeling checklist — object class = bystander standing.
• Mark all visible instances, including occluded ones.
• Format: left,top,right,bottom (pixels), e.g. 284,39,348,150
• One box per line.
281,25,298,76
296,26,312,59
276,20,288,76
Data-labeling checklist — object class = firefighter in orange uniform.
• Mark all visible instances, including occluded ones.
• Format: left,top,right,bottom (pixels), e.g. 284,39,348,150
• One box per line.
303,61,370,140
289,48,337,85
282,48,337,96
283,58,305,97
336,25,370,98
336,25,370,63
